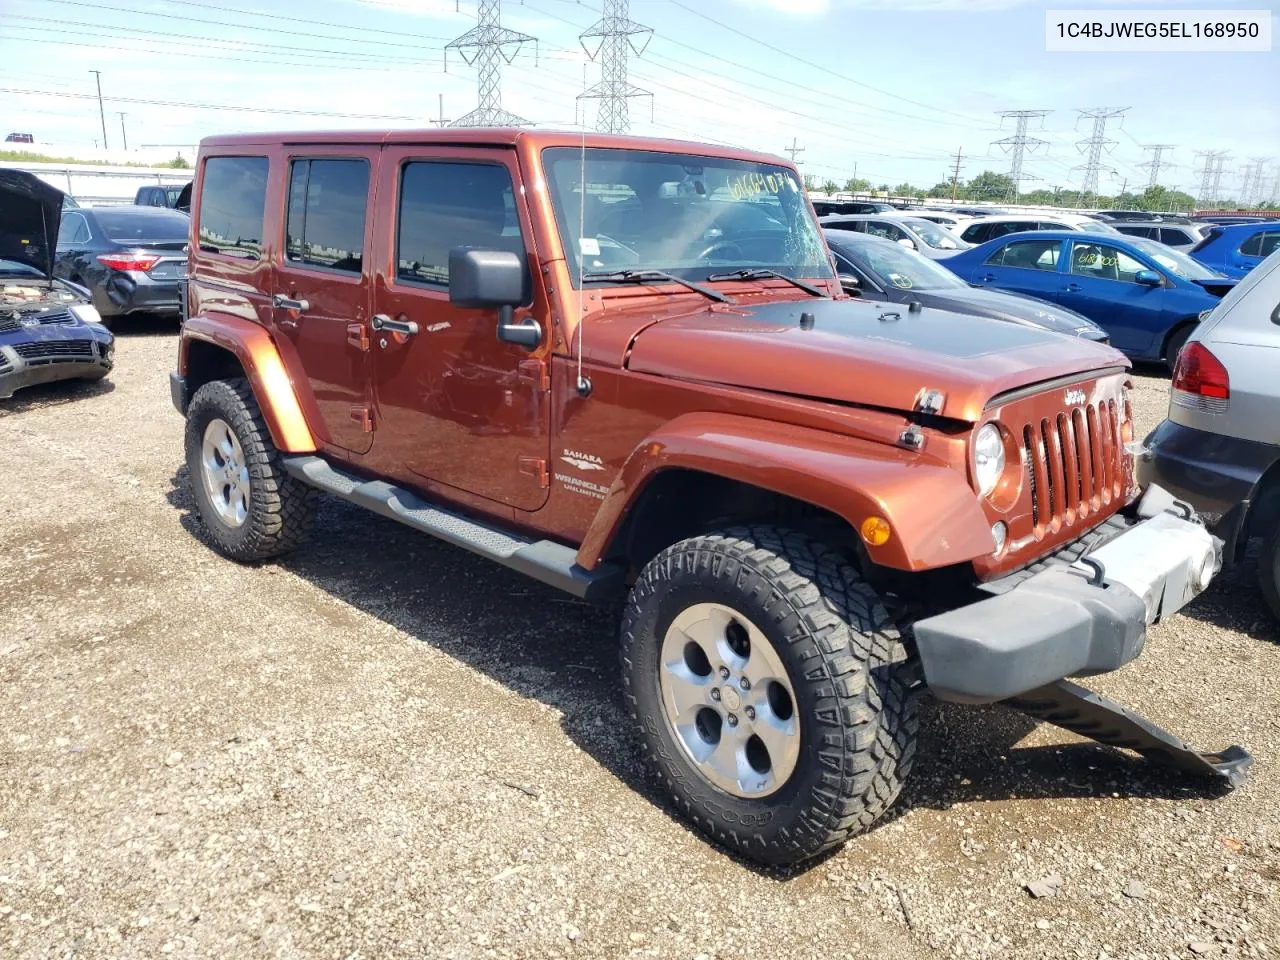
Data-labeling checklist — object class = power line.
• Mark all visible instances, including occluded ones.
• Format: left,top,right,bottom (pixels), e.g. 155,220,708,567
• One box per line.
576,0,651,134
992,110,1050,202
446,0,537,127
1139,144,1176,188
1073,107,1128,201
0,86,421,121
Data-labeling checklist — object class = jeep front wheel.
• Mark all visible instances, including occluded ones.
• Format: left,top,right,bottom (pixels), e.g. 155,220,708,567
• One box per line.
184,377,318,562
620,527,919,865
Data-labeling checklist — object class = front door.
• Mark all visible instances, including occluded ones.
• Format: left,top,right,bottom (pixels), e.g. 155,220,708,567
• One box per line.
975,236,1066,301
273,151,376,455
1061,239,1166,356
368,147,551,512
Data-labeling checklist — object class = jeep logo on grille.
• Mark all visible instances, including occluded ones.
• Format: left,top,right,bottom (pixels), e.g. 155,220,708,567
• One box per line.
1064,388,1086,406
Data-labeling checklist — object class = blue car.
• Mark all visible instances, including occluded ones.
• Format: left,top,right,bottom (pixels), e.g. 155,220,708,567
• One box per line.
1189,222,1280,278
944,230,1237,366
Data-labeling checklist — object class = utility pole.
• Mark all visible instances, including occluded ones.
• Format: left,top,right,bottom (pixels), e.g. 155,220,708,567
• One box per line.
89,69,108,151
577,0,652,134
1140,144,1176,188
992,110,1051,202
1073,107,1128,204
431,93,451,127
445,0,536,127
784,137,805,164
117,112,128,152
949,147,965,201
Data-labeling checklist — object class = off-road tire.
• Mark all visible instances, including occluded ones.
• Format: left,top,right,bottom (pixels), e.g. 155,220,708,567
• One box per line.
184,377,317,562
620,526,919,866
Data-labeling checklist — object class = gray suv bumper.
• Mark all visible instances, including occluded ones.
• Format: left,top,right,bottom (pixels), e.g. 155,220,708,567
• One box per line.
915,486,1219,704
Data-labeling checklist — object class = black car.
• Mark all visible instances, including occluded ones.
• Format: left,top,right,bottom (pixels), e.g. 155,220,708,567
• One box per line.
134,182,191,209
823,229,1110,342
810,199,895,217
54,206,189,327
1,171,114,400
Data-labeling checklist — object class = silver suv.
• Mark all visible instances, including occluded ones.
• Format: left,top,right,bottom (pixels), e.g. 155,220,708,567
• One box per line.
1140,249,1280,615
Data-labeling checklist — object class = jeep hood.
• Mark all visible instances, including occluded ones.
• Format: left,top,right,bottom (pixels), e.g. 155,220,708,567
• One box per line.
0,169,64,282
624,298,1127,422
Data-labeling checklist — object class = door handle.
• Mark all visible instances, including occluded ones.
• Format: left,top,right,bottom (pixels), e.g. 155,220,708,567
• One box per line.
372,314,419,336
272,294,310,312
979,273,996,283
1063,282,1081,292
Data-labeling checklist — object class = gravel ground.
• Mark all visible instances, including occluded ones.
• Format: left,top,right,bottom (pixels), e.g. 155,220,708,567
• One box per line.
1,326,1276,960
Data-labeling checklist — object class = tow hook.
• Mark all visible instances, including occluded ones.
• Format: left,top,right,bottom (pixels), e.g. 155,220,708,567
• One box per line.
1005,680,1253,787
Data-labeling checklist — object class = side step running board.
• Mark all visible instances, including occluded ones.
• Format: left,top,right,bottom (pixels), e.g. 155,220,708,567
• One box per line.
1005,679,1253,787
281,455,624,603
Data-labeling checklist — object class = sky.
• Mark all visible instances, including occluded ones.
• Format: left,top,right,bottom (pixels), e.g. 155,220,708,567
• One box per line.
2,0,1278,200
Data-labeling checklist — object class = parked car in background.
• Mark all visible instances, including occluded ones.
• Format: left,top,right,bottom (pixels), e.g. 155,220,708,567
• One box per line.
1189,222,1280,278
1092,210,1163,222
905,210,974,233
820,213,971,259
949,206,1006,217
959,214,1121,245
54,206,189,327
824,230,1109,342
1139,250,1280,617
810,199,895,216
1112,221,1211,249
0,170,114,400
134,182,191,209
944,230,1237,364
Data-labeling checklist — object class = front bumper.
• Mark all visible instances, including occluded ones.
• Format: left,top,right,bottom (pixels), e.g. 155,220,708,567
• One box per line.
0,337,114,400
915,485,1219,704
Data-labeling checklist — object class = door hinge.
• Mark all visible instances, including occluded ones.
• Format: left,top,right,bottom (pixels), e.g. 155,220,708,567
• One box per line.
346,322,370,352
518,357,550,391
350,406,375,432
518,456,549,488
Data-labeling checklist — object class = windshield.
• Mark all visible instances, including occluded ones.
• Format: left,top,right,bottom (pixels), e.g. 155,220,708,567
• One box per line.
829,235,967,291
95,209,189,243
0,257,43,278
1129,238,1223,280
542,147,832,286
903,218,964,250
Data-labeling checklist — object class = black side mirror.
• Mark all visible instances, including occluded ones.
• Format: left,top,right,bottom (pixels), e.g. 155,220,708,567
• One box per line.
448,247,541,350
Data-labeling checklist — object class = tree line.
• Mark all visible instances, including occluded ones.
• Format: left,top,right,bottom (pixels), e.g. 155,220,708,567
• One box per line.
801,169,1275,212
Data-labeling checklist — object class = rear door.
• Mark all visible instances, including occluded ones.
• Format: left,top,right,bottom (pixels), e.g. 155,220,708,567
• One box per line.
972,236,1066,300
273,149,376,455
1233,230,1280,276
1060,239,1167,356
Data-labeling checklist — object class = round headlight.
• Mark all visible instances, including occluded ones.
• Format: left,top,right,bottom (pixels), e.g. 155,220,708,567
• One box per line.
974,423,1005,497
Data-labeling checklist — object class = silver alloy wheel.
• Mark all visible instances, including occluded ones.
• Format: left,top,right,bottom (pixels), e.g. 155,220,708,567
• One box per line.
200,417,250,528
658,602,800,798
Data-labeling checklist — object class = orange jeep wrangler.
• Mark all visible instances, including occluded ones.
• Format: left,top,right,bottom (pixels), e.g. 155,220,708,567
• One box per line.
172,129,1249,865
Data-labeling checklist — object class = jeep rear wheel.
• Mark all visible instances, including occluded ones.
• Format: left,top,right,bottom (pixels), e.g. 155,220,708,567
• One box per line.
184,377,317,562
620,527,919,865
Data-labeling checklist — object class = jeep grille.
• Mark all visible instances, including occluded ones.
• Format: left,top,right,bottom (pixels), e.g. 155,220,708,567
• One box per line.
1020,399,1124,536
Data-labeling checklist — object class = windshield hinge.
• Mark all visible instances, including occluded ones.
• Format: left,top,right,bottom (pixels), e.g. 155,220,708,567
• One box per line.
350,406,374,432
519,456,549,488
518,357,550,391
346,322,370,352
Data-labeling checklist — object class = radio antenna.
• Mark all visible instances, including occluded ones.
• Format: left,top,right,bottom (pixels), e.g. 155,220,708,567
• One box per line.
575,126,591,397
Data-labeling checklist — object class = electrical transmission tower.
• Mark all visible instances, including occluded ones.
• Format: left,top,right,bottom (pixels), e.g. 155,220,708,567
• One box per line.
1140,144,1176,188
446,0,536,128
1195,150,1230,206
1240,157,1269,207
577,0,652,134
992,110,1050,202
784,137,804,164
1073,108,1128,201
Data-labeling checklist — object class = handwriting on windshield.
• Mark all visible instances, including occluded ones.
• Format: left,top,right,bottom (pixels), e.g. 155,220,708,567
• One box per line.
728,171,794,200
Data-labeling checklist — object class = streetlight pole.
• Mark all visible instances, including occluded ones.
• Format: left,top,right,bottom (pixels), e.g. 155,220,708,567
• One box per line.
89,70,108,151
118,112,128,151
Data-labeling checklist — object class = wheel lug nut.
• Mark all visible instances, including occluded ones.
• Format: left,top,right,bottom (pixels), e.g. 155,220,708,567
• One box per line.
719,666,730,680
739,678,751,691
745,706,755,720
726,713,738,727
710,687,721,702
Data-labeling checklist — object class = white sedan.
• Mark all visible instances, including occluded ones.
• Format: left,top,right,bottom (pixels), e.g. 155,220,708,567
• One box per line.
819,213,973,260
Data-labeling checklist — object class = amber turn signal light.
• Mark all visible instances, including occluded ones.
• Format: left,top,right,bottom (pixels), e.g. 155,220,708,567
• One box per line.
860,516,891,546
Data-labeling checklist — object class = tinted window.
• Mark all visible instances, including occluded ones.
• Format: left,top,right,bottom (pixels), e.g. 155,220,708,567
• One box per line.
1239,231,1280,257
864,220,906,242
984,238,1061,270
94,209,189,243
198,156,268,259
58,212,90,244
960,223,989,243
1159,228,1193,246
1259,233,1280,258
1070,242,1145,282
286,159,369,274
1035,221,1069,231
396,161,523,287
824,220,864,233
1117,225,1156,240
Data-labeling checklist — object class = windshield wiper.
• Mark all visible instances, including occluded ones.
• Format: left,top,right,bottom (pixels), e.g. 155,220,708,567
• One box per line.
706,269,827,298
581,269,729,303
